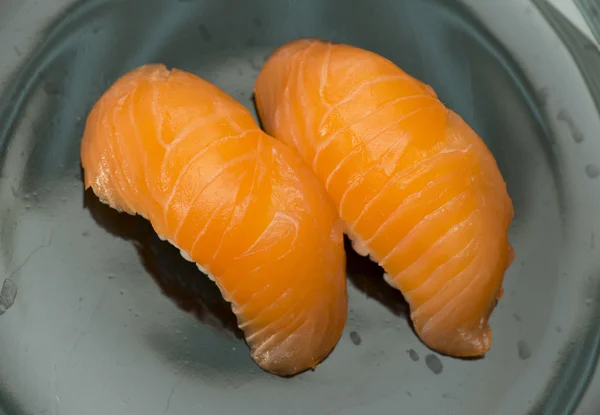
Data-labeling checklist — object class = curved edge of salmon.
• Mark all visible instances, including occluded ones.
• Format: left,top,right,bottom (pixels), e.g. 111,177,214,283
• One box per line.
254,39,515,358
80,63,348,376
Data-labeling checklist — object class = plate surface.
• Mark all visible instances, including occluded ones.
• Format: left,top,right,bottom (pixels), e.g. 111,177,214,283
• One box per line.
1,0,600,414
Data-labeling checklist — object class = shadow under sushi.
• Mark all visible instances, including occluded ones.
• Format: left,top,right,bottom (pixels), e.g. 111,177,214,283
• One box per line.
344,237,411,320
83,188,244,342
82,188,340,377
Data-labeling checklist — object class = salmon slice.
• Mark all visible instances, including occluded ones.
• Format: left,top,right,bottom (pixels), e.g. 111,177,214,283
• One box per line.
254,39,514,357
80,64,347,375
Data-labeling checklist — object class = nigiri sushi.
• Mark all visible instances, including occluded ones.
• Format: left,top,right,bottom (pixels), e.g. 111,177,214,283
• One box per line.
254,39,514,357
80,64,347,375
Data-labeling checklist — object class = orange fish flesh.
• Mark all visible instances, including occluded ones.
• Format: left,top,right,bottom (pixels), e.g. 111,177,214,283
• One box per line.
255,39,514,357
81,64,347,375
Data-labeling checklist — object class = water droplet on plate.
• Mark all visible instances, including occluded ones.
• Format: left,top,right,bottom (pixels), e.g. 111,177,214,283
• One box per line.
349,331,362,346
517,340,531,360
585,164,600,178
425,354,443,374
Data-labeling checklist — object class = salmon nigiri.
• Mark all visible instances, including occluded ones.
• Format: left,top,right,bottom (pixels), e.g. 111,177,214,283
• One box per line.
80,64,347,375
254,39,514,357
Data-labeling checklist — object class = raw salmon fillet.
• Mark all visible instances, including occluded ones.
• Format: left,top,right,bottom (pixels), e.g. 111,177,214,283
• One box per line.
254,39,514,357
80,64,347,375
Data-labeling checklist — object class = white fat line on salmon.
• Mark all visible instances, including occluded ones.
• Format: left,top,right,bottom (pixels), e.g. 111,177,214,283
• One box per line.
316,74,411,134
345,145,472,235
318,43,333,108
312,94,437,171
323,104,439,193
151,81,168,149
379,189,472,268
161,132,257,226
127,83,160,209
159,113,223,174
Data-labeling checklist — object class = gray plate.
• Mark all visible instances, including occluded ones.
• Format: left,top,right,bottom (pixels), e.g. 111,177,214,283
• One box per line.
1,0,600,414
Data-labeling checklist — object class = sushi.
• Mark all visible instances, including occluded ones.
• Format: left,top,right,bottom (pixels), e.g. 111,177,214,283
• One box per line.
254,39,514,357
80,64,347,376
